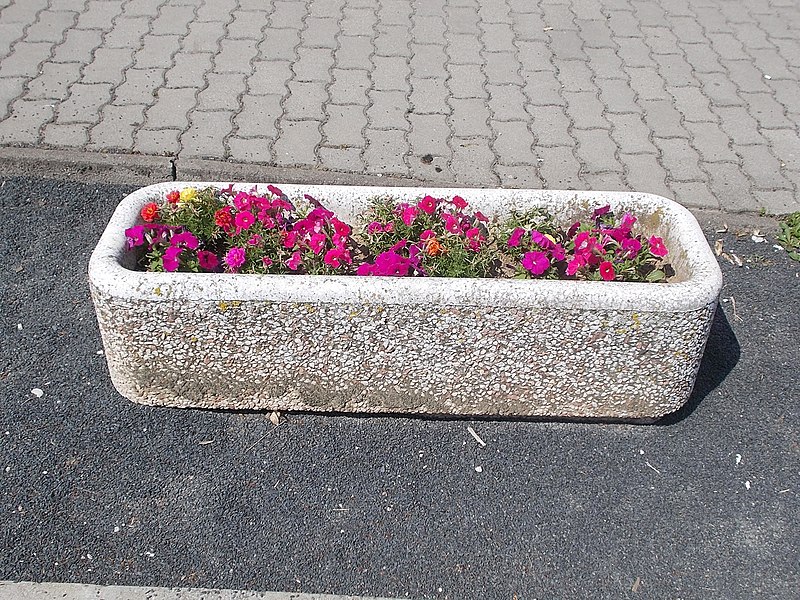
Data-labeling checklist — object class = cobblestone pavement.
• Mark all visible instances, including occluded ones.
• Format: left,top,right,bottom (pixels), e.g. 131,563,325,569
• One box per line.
1,0,799,213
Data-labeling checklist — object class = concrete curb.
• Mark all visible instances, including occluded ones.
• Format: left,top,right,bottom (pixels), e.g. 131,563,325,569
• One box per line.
0,581,403,600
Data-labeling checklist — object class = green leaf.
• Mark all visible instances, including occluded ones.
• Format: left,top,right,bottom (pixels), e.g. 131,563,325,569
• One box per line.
646,269,665,282
788,251,800,262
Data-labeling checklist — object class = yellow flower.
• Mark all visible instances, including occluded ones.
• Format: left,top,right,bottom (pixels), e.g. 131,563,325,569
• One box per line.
179,187,197,202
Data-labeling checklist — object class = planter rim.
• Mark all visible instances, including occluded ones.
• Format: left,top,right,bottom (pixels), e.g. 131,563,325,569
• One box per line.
89,182,722,312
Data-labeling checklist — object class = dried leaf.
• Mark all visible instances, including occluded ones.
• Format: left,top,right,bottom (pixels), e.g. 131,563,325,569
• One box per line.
751,229,766,243
714,239,724,256
715,223,729,233
269,411,281,426
730,252,743,267
631,577,641,593
198,440,213,445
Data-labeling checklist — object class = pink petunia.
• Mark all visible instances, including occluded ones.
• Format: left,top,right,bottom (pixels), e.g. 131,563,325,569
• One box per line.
507,227,526,247
233,192,252,211
309,233,327,254
474,211,489,223
261,256,274,268
442,213,461,234
197,250,219,271
163,246,182,272
324,247,351,268
566,255,586,276
331,218,351,237
401,205,418,226
125,225,146,248
418,195,438,214
367,221,383,234
521,251,550,276
452,195,468,210
621,237,642,258
420,229,436,241
649,236,668,257
170,231,199,250
599,261,615,281
225,247,246,271
286,251,302,271
592,205,611,220
283,230,298,248
234,210,255,231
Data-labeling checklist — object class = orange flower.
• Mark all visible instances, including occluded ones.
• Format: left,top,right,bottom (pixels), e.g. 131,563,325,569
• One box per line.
140,202,159,222
425,238,443,256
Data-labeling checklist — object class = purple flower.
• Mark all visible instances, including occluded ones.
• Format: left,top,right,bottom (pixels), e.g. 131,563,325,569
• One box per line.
225,247,246,272
507,227,525,247
621,237,642,258
170,231,199,250
197,250,219,271
286,251,302,271
163,246,182,272
125,225,146,248
521,251,550,276
592,205,611,220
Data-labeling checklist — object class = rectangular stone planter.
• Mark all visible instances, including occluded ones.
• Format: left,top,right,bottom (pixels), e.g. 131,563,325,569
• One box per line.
89,183,722,420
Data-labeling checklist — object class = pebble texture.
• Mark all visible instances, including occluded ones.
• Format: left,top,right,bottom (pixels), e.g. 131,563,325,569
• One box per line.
89,183,723,420
1,0,799,213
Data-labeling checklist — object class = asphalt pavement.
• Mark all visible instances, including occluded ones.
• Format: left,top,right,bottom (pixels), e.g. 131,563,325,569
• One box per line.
1,174,798,599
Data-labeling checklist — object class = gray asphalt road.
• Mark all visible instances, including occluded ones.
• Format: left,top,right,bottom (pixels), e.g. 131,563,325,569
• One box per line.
1,175,798,600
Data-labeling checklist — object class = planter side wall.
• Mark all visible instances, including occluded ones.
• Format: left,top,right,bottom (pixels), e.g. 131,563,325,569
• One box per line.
91,289,716,419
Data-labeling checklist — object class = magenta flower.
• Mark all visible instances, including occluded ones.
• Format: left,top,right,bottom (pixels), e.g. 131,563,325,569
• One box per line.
621,237,642,258
262,256,273,268
267,184,284,198
442,213,461,234
475,211,489,223
225,247,246,271
286,251,302,271
283,230,298,248
367,221,383,234
420,229,436,241
507,227,525,247
197,250,219,271
418,195,438,214
384,221,394,232
373,250,410,276
233,192,252,211
125,225,145,248
171,231,199,250
521,251,550,276
401,205,418,226
258,209,275,229
599,261,615,281
619,212,636,231
235,210,255,231
649,236,668,257
566,255,586,276
592,205,611,220
356,263,373,276
324,247,351,268
163,246,182,272
309,233,327,254
452,195,468,210
247,234,262,246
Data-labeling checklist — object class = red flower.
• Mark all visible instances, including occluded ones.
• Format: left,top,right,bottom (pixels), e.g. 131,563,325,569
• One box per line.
166,190,180,204
452,195,468,210
140,202,159,222
418,195,438,214
214,208,234,230
599,261,615,281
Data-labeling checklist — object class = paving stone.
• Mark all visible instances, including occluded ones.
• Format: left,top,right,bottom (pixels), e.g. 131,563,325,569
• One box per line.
113,67,163,105
510,10,548,42
25,61,81,100
293,47,334,82
215,38,259,73
367,90,410,130
481,22,515,53
640,98,688,138
479,1,511,25
76,0,123,30
372,55,409,91
284,80,327,120
318,146,364,172
742,92,792,130
714,106,765,146
447,63,487,99
183,21,226,53
134,127,181,155
696,71,746,107
556,60,595,93
487,84,528,121
258,28,300,62
684,122,738,163
84,48,134,83
145,87,197,129
535,146,582,189
451,136,498,186
181,110,233,158
410,43,448,79
669,86,716,123
484,51,522,85
495,164,543,188
377,0,410,26
585,48,624,80
597,79,640,114
0,0,48,24
679,43,724,74
413,15,446,42
302,17,340,49
668,181,720,209
667,16,706,44
492,120,535,164
166,53,213,89
626,67,668,101
56,82,112,123
248,60,292,96
134,35,181,70
364,128,409,176
410,78,449,115
335,35,373,70
615,38,655,68
445,33,483,65
103,16,150,49
228,10,270,40
704,161,755,212
122,0,163,18
89,104,145,149
652,53,698,87
582,171,628,191
621,153,671,197
228,136,273,163
766,80,800,116
150,4,195,36
234,95,282,138
449,98,491,137
446,6,480,36
528,105,572,146
563,90,609,130
654,137,705,182
523,70,566,106
0,23,26,58
25,10,76,43
43,122,90,147
608,10,643,38
408,113,451,156
735,145,792,189
323,104,367,147
761,128,800,171
574,128,623,173
754,189,798,214
607,113,656,154
541,4,578,31
0,76,26,118
0,41,53,77
0,100,53,143
197,73,246,110
721,60,771,94
577,19,616,49
517,40,554,73
328,68,370,105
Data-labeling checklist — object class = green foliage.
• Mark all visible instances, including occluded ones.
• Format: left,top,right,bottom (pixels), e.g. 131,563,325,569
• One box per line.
777,211,800,261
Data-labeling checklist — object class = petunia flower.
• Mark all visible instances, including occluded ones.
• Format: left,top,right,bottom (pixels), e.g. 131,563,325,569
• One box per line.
162,246,182,272
324,247,351,268
649,236,668,257
599,261,615,281
225,247,246,271
621,237,642,258
521,251,550,276
125,225,146,248
507,227,526,247
309,233,327,254
234,210,255,231
286,251,303,271
401,205,418,226
418,195,438,214
452,195,468,210
170,231,199,250
197,250,219,271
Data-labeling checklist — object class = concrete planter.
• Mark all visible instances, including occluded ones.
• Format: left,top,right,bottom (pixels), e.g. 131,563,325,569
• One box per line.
89,183,722,420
